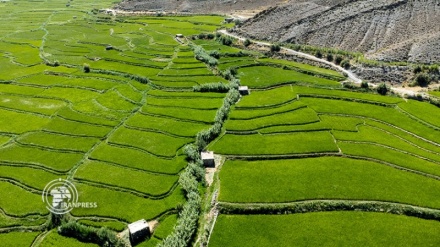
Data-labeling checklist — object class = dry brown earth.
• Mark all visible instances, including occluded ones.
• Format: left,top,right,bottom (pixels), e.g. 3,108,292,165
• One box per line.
236,0,440,64
116,0,285,15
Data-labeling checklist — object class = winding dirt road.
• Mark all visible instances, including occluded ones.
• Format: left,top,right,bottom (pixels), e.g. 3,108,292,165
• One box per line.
218,30,429,98
218,30,362,84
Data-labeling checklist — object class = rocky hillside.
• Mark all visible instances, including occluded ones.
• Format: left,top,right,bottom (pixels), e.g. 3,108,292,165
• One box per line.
116,0,285,15
236,0,440,64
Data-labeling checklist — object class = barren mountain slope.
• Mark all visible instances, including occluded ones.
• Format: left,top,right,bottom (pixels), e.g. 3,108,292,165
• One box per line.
237,0,440,63
117,0,285,14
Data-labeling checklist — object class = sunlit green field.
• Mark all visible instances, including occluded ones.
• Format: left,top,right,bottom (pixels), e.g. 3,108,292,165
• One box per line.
1,0,440,246
210,212,440,247
0,0,231,246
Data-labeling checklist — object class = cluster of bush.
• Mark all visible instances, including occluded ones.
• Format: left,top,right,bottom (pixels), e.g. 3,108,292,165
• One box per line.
222,68,237,80
195,89,240,150
193,45,218,67
159,143,207,246
159,41,241,247
193,82,230,93
197,33,215,40
216,35,234,46
197,46,241,146
270,43,281,52
58,221,125,246
430,97,440,108
412,65,439,87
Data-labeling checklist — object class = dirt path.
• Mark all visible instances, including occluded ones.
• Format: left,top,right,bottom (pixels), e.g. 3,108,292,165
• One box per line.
218,30,362,84
218,30,432,98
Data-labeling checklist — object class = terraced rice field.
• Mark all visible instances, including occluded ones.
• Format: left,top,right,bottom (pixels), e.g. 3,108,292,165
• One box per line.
2,0,440,246
210,212,440,247
208,79,440,245
0,0,232,245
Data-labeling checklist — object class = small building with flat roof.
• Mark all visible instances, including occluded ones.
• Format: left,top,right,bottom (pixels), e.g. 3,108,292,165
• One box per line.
239,86,250,95
128,219,150,244
201,151,215,168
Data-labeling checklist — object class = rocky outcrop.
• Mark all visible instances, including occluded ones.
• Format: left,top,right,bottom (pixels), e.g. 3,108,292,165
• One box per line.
237,0,440,64
116,0,285,14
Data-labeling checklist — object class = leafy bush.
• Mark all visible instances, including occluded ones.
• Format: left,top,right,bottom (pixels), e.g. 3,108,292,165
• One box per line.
207,33,215,39
377,83,389,95
243,39,251,47
428,64,439,73
335,56,343,65
209,50,220,59
222,69,237,80
326,53,334,62
193,82,230,93
58,221,125,246
197,33,215,40
340,59,350,69
361,81,369,89
193,45,218,67
83,63,90,73
414,73,431,87
234,19,243,26
159,146,203,246
413,66,422,74
270,43,281,52
315,50,323,59
196,89,240,150
216,35,233,46
229,78,240,90
430,97,440,108
342,82,357,89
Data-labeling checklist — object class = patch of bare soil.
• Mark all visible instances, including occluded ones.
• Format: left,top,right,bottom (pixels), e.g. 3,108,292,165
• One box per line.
148,220,159,233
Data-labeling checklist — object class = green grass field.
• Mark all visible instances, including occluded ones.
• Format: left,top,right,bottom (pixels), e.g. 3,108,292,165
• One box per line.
210,212,440,247
225,107,319,131
0,231,41,247
40,230,98,247
1,0,439,245
211,131,338,155
75,160,179,196
237,66,341,88
0,1,233,244
218,157,440,207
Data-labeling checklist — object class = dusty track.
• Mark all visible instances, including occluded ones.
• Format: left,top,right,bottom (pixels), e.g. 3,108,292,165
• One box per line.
219,30,431,98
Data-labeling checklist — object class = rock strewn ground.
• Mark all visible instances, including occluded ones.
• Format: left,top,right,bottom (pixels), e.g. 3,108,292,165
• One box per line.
236,0,440,64
116,0,285,15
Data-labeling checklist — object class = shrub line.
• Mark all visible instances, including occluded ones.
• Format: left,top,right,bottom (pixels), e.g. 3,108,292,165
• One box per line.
159,40,241,247
217,200,440,222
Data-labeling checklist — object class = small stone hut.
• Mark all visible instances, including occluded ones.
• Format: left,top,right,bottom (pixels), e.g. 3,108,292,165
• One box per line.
201,151,215,168
239,86,250,95
128,219,150,244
